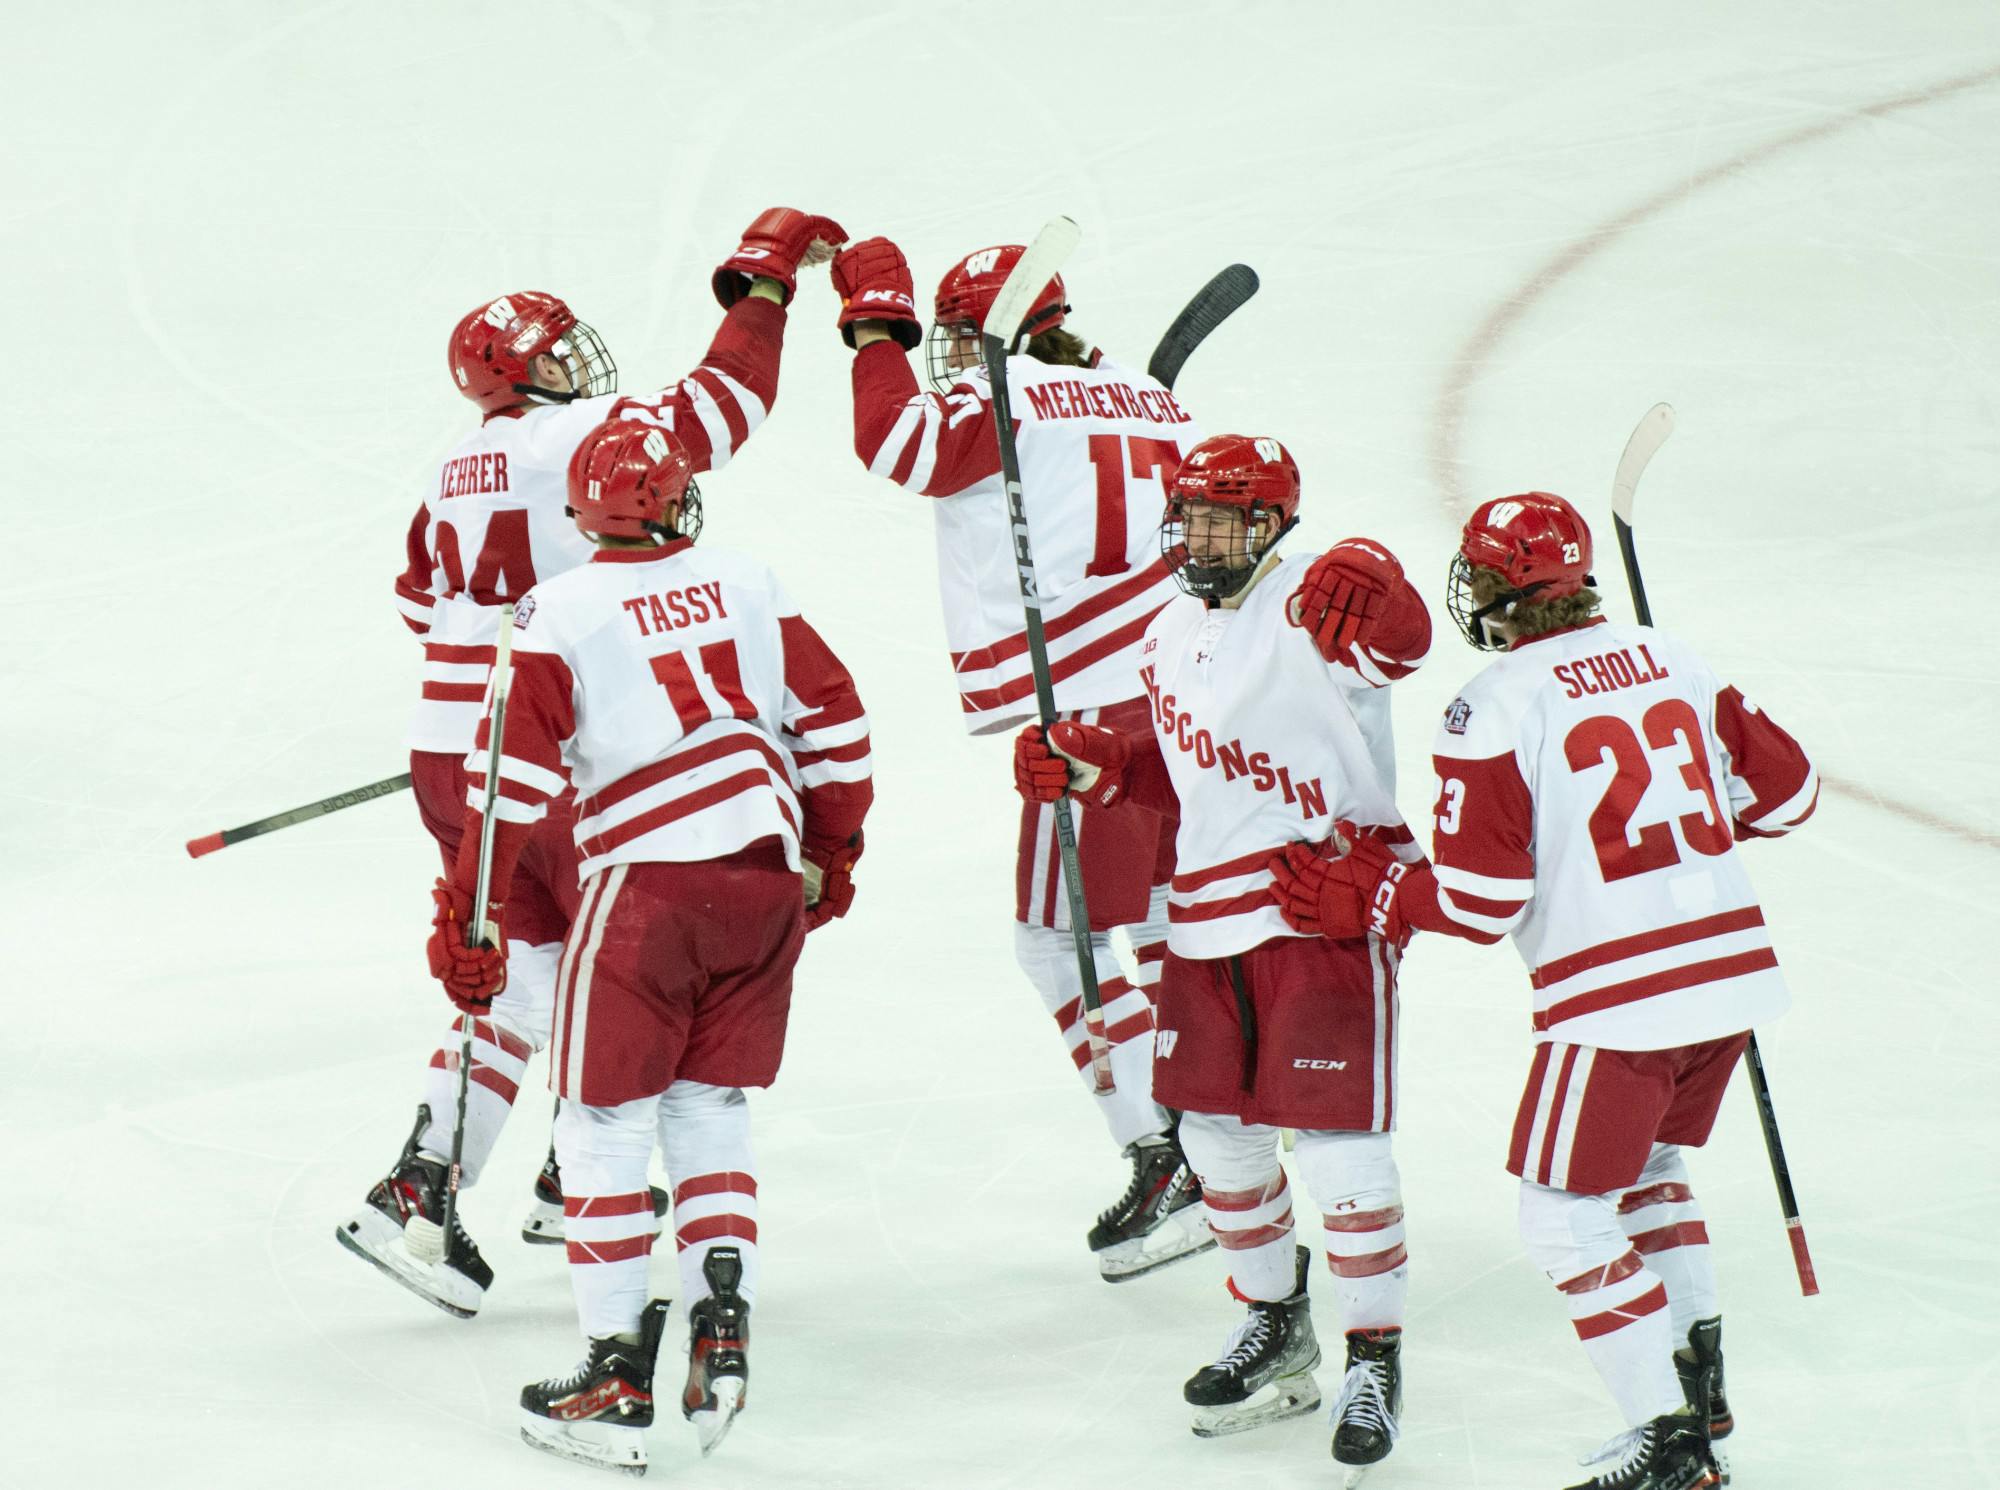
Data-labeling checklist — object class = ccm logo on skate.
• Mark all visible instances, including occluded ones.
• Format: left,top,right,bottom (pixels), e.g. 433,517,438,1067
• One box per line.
1291,1058,1348,1071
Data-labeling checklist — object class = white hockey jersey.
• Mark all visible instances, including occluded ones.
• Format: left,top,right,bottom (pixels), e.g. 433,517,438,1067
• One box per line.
851,342,1204,734
1427,618,1817,1050
397,297,787,752
471,540,872,882
1133,552,1430,960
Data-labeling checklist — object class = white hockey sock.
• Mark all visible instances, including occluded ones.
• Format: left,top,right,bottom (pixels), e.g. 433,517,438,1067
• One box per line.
1295,1130,1408,1331
659,1081,759,1308
1015,922,1167,1149
416,939,559,1187
1180,1111,1295,1301
1617,1144,1717,1340
555,1096,661,1341
1521,1181,1684,1427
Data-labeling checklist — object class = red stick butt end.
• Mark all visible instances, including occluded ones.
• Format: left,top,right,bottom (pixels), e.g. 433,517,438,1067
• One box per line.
186,832,227,859
1786,1218,1820,1297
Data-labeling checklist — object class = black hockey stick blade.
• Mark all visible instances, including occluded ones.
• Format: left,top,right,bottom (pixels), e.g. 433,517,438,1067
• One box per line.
186,772,413,858
1148,264,1259,390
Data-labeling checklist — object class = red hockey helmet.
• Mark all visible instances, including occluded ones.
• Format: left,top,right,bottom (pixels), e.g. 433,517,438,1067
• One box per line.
1447,491,1595,649
925,244,1069,391
1162,434,1302,600
565,419,702,543
449,292,618,416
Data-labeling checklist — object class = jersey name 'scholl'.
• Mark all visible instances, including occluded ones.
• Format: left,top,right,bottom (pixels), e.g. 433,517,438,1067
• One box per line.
620,581,730,637
1552,642,1671,699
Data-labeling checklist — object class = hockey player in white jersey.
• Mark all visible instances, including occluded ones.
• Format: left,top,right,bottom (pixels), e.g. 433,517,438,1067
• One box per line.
1014,435,1431,1478
829,233,1211,1280
426,418,872,1474
338,208,846,1317
1296,492,1816,1490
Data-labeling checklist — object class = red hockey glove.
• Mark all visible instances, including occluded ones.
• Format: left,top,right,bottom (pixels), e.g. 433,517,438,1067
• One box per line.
1270,827,1432,946
1288,539,1406,661
831,237,922,350
1270,829,1369,940
801,830,864,932
1013,722,1133,809
713,208,849,307
426,878,508,1012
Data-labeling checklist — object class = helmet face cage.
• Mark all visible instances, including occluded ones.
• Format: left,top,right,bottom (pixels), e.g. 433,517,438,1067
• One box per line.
1162,497,1292,602
539,317,617,402
1447,551,1505,650
925,320,981,394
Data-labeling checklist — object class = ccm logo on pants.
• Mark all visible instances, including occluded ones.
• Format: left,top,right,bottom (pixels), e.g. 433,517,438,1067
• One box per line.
1292,1058,1349,1071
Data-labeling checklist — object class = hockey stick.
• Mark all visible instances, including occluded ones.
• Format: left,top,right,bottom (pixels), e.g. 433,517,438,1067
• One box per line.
185,772,412,858
980,217,1115,1095
407,604,516,1266
1147,264,1260,391
1609,403,1820,1299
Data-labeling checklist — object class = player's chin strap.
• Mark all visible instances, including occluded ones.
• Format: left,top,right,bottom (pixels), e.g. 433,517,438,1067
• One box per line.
1188,513,1299,607
511,382,582,406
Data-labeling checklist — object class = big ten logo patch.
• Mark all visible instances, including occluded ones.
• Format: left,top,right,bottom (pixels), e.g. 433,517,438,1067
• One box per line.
1154,1028,1179,1060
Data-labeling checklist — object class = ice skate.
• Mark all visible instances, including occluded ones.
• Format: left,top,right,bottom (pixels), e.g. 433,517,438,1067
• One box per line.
519,1298,671,1476
1089,1130,1215,1282
1561,1411,1721,1490
682,1246,750,1456
520,1143,671,1246
334,1105,493,1318
1184,1245,1322,1437
1330,1327,1402,1485
1674,1317,1730,1484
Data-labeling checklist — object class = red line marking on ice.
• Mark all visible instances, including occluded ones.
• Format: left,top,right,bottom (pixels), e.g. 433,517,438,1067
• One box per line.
1430,62,2000,854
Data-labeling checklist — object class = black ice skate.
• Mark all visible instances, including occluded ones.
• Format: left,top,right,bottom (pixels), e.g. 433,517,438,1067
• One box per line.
1088,1129,1215,1282
682,1246,750,1456
520,1142,671,1246
1674,1317,1731,1485
334,1105,493,1318
519,1298,671,1476
1330,1327,1402,1485
1561,1411,1721,1490
1184,1245,1323,1437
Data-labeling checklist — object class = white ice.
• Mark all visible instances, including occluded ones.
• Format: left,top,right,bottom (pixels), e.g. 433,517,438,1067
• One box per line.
6,3,1997,1486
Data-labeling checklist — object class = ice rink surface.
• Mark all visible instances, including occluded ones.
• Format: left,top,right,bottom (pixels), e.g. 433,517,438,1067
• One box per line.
6,2,1997,1485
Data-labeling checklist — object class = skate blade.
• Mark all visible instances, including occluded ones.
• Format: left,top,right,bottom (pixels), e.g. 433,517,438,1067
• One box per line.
518,1411,647,1476
1098,1207,1218,1283
1713,1447,1732,1487
334,1211,482,1319
1190,1372,1322,1438
521,1199,566,1246
689,1376,744,1457
1340,1467,1377,1490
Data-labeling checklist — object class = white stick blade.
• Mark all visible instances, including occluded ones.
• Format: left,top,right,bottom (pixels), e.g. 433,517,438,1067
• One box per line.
1611,403,1675,525
986,216,1081,345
